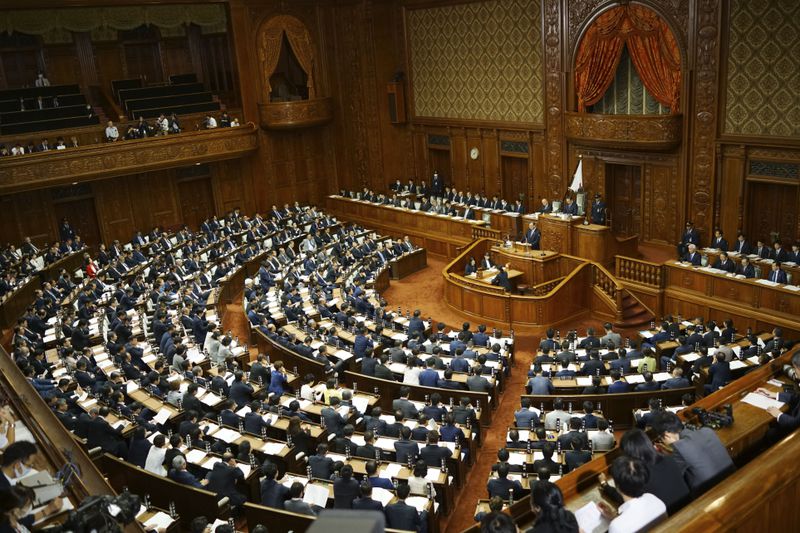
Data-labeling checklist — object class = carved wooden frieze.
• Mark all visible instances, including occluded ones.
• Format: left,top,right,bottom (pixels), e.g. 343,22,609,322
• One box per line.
258,97,334,129
0,124,258,194
565,112,683,151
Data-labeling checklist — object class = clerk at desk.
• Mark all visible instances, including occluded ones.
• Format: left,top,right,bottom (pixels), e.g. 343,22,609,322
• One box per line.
481,252,494,270
561,197,578,216
712,252,736,273
682,244,702,266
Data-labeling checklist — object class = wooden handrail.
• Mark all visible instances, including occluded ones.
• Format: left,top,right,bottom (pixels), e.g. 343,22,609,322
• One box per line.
615,255,664,288
472,226,501,240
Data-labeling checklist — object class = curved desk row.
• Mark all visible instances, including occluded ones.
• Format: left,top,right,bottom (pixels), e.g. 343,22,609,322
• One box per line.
443,239,619,329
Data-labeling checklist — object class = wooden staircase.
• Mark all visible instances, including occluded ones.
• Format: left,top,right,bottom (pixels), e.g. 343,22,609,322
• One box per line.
616,290,654,329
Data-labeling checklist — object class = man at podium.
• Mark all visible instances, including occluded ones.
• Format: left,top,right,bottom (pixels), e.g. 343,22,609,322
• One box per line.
524,222,541,250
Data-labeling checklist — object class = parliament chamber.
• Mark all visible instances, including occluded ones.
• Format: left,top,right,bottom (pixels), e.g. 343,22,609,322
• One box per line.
1,1,800,533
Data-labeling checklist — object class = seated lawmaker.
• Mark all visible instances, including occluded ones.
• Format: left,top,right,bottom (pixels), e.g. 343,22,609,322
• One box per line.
712,251,735,273
682,243,702,266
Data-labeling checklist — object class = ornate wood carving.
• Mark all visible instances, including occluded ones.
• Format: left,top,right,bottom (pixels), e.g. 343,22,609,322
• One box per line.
543,0,565,198
258,97,334,129
565,112,682,151
687,0,721,237
567,0,690,56
0,124,258,194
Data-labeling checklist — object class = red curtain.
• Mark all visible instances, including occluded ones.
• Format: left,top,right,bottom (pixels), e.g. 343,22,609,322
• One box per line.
575,8,626,112
575,5,681,113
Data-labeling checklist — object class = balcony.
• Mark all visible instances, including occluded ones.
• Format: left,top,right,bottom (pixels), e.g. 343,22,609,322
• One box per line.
0,123,258,194
565,112,682,151
258,97,334,130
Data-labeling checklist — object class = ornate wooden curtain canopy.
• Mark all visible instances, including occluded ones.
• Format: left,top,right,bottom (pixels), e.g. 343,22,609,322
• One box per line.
575,4,681,113
257,15,316,99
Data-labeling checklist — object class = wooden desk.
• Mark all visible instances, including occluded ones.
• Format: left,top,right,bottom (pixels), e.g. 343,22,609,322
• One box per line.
663,261,800,337
39,249,85,282
490,244,560,285
390,248,428,279
326,195,487,257
703,248,800,281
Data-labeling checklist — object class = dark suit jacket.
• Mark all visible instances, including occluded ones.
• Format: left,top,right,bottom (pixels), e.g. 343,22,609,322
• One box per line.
260,478,290,508
284,498,316,516
352,496,384,512
394,440,419,463
205,462,245,505
487,477,523,499
308,454,334,479
333,477,360,508
385,501,421,531
419,443,452,467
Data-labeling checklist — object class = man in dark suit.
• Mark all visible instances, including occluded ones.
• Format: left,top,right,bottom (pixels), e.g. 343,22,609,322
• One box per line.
244,402,271,435
365,459,395,490
789,243,800,264
249,354,271,386
260,462,290,509
651,411,734,494
710,229,728,251
86,407,127,457
678,221,701,257
538,198,553,213
321,397,349,437
635,372,660,392
333,464,360,509
712,252,736,273
772,242,789,262
352,481,385,512
466,366,492,392
283,482,317,516
682,244,702,265
394,426,420,464
704,352,733,394
408,310,425,337
768,263,788,284
491,264,512,292
590,194,606,225
355,430,379,460
385,483,423,532
392,387,419,419
419,430,452,467
308,444,334,479
229,371,254,408
736,257,755,278
514,398,540,428
732,233,752,255
524,222,541,250
562,197,578,215
487,463,524,499
754,240,771,259
205,453,246,509
169,456,207,488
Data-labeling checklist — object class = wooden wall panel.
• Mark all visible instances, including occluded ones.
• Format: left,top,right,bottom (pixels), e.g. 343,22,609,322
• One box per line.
161,39,193,79
93,179,137,244
43,44,81,87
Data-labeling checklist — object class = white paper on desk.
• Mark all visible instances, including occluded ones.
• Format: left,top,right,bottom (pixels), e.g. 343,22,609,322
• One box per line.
653,372,672,381
203,456,222,469
507,453,526,466
383,462,402,478
768,379,784,388
575,377,592,387
372,487,394,507
236,406,251,416
143,511,175,531
334,349,354,361
406,496,430,513
424,467,441,482
262,441,285,455
210,519,228,531
742,392,784,411
375,437,398,451
185,449,208,464
126,381,139,394
214,428,242,443
350,434,366,447
152,408,171,425
303,483,329,507
625,374,645,384
730,360,748,370
681,353,701,362
575,501,610,533
238,463,252,477
353,396,370,413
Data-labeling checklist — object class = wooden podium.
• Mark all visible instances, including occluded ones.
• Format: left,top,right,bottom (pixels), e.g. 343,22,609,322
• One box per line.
523,213,638,265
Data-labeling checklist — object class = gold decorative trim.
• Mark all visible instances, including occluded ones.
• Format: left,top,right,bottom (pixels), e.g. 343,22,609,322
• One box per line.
258,98,334,130
565,112,682,151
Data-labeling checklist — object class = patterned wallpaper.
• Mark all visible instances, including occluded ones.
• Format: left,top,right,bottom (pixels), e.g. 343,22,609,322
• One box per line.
724,0,800,137
407,0,543,124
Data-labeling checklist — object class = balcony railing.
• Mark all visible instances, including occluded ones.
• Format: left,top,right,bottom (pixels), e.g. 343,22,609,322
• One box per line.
0,123,258,193
258,97,333,130
565,112,682,151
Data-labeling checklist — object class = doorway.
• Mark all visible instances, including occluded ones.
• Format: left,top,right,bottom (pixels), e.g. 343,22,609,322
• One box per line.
501,156,528,207
52,197,101,248
178,177,216,231
606,163,642,237
428,149,451,190
745,180,798,245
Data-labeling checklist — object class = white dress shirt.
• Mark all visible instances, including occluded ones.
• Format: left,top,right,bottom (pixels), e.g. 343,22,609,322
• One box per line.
609,492,666,533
